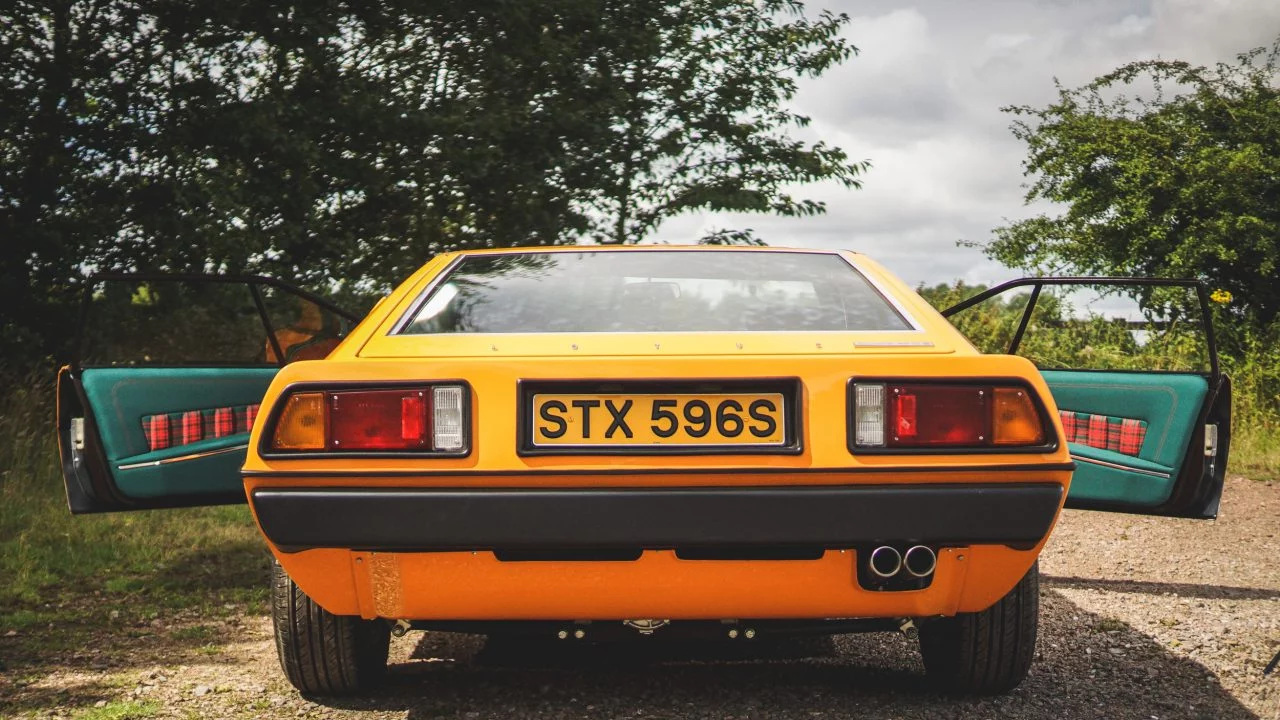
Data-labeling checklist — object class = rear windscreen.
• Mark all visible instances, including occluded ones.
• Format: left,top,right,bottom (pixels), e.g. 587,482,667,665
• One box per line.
397,251,913,334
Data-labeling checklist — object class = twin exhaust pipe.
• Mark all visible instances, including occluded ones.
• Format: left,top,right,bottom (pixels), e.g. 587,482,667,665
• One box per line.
868,545,937,579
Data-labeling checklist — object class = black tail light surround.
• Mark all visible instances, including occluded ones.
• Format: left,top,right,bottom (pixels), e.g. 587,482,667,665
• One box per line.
847,377,1059,455
258,381,472,459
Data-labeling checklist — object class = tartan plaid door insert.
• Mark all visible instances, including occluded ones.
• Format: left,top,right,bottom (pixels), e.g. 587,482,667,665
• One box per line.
1059,410,1147,456
142,404,260,452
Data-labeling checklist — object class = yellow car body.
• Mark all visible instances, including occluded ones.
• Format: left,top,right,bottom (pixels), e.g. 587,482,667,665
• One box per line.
241,247,1067,620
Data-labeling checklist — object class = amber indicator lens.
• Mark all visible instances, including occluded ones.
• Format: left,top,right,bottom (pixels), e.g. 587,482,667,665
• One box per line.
992,387,1046,445
887,385,988,447
329,389,430,450
272,392,326,450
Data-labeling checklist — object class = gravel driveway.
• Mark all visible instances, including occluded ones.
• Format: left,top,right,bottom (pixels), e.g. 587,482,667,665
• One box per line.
4,476,1278,719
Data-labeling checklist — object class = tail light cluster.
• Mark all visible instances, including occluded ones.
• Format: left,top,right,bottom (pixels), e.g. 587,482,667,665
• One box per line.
269,385,467,454
851,382,1048,450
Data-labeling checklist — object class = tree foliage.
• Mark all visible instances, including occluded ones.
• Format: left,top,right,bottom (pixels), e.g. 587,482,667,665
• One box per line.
984,40,1280,329
584,0,865,244
0,0,863,366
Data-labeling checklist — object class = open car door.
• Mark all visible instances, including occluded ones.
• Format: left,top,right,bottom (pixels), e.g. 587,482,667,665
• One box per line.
57,274,358,513
943,278,1230,519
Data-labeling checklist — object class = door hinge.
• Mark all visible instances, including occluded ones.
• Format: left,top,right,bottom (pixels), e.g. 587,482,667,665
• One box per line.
71,418,85,451
70,418,85,466
1204,423,1219,458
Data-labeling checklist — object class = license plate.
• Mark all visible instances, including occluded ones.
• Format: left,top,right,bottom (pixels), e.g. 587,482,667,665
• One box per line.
530,392,787,448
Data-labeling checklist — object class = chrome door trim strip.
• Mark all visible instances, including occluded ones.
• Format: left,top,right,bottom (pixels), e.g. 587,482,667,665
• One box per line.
1070,453,1171,479
118,443,248,471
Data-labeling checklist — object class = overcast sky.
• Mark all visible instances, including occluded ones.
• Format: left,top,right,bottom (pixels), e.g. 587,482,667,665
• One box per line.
651,0,1280,288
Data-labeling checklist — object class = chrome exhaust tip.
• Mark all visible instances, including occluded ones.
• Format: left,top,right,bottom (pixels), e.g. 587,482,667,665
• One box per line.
902,545,937,578
868,545,903,578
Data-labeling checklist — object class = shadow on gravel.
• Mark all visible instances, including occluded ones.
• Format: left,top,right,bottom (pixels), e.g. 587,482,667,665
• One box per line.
1044,575,1280,601
312,589,1260,720
0,613,260,717
0,543,270,717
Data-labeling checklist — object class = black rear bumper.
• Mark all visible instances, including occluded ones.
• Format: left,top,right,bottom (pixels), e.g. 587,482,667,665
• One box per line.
251,482,1064,553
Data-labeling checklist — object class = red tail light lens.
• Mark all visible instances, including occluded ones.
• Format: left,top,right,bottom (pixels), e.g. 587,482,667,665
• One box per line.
329,389,429,450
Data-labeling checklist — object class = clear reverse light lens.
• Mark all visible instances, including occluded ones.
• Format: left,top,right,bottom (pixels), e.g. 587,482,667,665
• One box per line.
854,383,886,447
432,385,465,451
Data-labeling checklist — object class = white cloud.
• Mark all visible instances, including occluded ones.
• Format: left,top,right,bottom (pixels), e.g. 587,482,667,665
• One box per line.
652,0,1277,287
1150,0,1280,60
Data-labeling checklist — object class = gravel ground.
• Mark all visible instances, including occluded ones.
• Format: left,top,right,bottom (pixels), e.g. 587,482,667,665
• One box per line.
3,475,1278,720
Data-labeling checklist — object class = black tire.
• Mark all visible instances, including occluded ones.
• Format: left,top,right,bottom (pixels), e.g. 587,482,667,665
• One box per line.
918,560,1039,694
271,558,390,696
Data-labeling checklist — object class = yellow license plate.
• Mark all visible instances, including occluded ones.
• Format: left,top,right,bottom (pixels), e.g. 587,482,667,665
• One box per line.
530,393,787,447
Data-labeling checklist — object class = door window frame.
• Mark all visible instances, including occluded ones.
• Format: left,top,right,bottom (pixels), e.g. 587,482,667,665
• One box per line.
73,273,360,368
940,276,1221,383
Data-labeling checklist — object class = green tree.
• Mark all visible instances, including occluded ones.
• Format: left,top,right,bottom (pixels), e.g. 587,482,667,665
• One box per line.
0,0,863,367
583,0,867,245
983,40,1280,328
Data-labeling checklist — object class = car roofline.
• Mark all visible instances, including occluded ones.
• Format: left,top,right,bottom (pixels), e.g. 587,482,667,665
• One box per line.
444,245,857,257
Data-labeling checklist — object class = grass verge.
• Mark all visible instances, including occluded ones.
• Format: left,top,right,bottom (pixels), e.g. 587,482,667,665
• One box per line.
0,378,270,633
71,700,160,720
0,376,271,717
1232,426,1280,479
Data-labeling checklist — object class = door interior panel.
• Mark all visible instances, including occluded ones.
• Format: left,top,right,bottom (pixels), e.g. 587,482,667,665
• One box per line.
58,273,359,513
942,277,1229,519
111,446,254,501
79,366,278,499
1043,370,1208,507
1066,448,1175,507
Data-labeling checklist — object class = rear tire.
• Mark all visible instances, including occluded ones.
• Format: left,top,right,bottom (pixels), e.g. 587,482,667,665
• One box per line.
271,559,390,695
918,560,1039,694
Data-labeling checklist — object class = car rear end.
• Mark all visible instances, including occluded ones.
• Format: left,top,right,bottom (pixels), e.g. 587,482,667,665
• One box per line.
240,248,1072,625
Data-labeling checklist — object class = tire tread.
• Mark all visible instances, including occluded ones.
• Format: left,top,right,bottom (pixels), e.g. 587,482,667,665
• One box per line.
919,561,1039,694
270,559,389,695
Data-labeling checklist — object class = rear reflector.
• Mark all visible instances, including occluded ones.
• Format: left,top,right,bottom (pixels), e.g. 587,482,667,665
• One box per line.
401,393,426,441
895,392,918,439
268,385,467,454
852,382,1046,450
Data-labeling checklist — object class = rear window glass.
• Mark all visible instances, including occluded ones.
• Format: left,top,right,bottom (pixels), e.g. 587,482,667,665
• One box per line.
397,251,913,334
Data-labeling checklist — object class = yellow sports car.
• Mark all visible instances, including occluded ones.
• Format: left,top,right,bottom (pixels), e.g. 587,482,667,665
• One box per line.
55,246,1231,695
